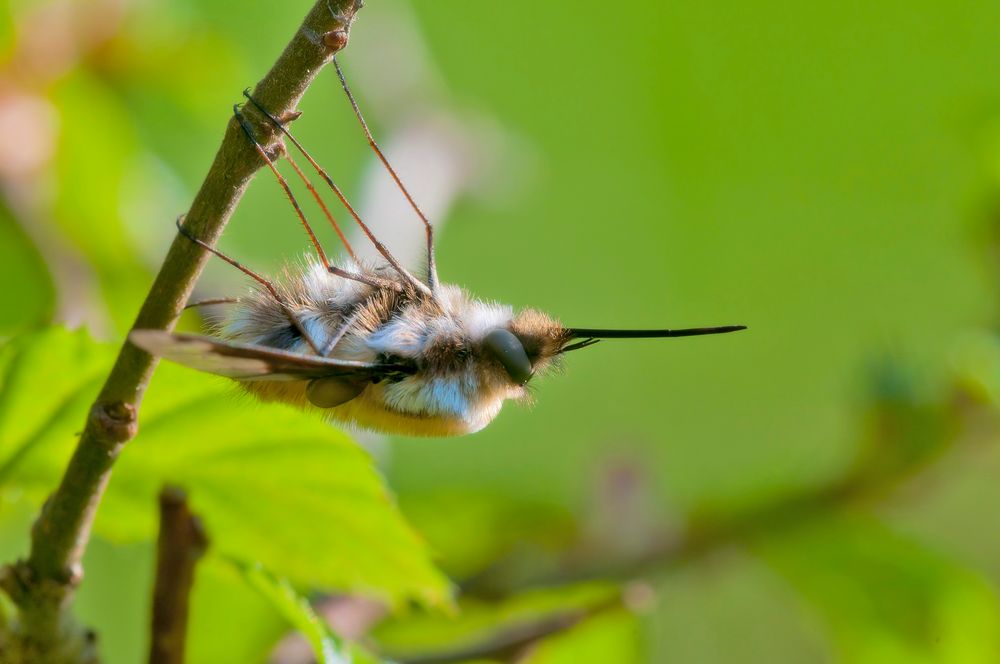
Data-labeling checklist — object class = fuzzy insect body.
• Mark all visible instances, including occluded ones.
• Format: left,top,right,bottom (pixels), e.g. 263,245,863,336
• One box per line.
131,61,745,437
224,260,564,435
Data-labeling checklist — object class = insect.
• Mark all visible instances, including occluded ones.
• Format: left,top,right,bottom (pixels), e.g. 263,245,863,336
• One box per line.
130,59,746,437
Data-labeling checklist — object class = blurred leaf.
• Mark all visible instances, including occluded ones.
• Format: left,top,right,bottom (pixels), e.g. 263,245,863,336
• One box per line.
0,0,11,56
758,515,1000,663
0,202,52,339
103,363,452,608
187,557,289,664
236,559,355,664
48,534,290,664
0,494,31,561
188,0,302,76
650,550,831,663
77,542,298,664
519,609,642,664
49,70,153,331
950,330,1000,406
400,491,576,580
373,584,618,662
0,327,110,491
849,359,957,485
74,538,153,664
0,327,450,610
92,1,247,196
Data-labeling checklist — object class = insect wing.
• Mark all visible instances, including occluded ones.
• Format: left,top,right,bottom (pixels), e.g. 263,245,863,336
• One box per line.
129,330,408,381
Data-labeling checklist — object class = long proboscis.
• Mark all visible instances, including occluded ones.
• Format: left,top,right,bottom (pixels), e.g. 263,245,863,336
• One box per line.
568,325,747,339
561,325,747,352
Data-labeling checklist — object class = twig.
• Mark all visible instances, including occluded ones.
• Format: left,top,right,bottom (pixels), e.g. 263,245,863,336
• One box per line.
149,488,208,664
395,592,631,664
461,385,982,597
367,385,989,664
462,477,863,596
0,2,363,661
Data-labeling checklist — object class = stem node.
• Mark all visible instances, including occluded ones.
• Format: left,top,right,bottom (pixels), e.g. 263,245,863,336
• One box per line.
91,401,137,446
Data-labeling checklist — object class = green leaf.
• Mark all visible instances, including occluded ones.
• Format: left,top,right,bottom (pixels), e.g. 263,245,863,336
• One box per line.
0,327,111,492
758,515,1000,664
0,205,54,336
950,330,1000,406
235,559,353,664
0,327,450,610
74,541,292,664
399,491,576,580
0,1,12,56
519,609,642,664
186,557,290,664
49,72,154,331
104,362,451,608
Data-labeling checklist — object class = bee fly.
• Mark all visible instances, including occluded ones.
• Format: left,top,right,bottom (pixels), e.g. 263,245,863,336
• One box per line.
130,59,746,437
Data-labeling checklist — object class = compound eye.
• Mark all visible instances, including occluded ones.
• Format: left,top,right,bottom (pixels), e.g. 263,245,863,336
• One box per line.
483,328,533,385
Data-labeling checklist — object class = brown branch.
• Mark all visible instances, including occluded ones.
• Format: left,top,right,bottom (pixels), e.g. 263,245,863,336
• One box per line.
0,2,364,661
371,386,991,664
462,385,983,597
395,591,632,664
148,488,208,664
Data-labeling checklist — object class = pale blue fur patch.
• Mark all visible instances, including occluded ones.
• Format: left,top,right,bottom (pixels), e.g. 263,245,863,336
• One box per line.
382,374,472,419
425,376,473,418
366,317,431,358
366,294,514,360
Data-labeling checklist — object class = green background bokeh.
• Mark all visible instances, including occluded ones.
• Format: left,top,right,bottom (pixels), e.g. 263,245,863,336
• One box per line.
4,0,1000,661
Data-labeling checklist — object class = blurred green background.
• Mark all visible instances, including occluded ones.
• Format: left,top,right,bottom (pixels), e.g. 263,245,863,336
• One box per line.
2,0,1000,662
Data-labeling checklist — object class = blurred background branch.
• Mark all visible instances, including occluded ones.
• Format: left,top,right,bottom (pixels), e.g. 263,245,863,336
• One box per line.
398,590,631,664
461,373,985,598
322,365,996,664
148,487,207,664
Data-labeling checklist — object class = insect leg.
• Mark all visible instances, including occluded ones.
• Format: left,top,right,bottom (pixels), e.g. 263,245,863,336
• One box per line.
332,57,438,292
241,91,432,298
284,151,358,262
174,216,323,355
320,307,363,357
184,297,241,310
233,106,399,292
233,106,332,268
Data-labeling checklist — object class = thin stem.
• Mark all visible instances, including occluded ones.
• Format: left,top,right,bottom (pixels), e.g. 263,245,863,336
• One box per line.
460,384,978,598
0,1,364,660
148,488,208,664
395,594,628,664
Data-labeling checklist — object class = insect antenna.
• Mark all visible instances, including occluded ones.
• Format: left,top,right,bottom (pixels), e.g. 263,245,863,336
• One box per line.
561,325,747,353
234,107,397,292
173,216,323,355
241,92,432,298
559,338,601,353
332,57,438,292
567,325,747,339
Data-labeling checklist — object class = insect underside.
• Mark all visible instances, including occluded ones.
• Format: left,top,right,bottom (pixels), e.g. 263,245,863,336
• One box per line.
130,59,745,437
224,261,567,436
